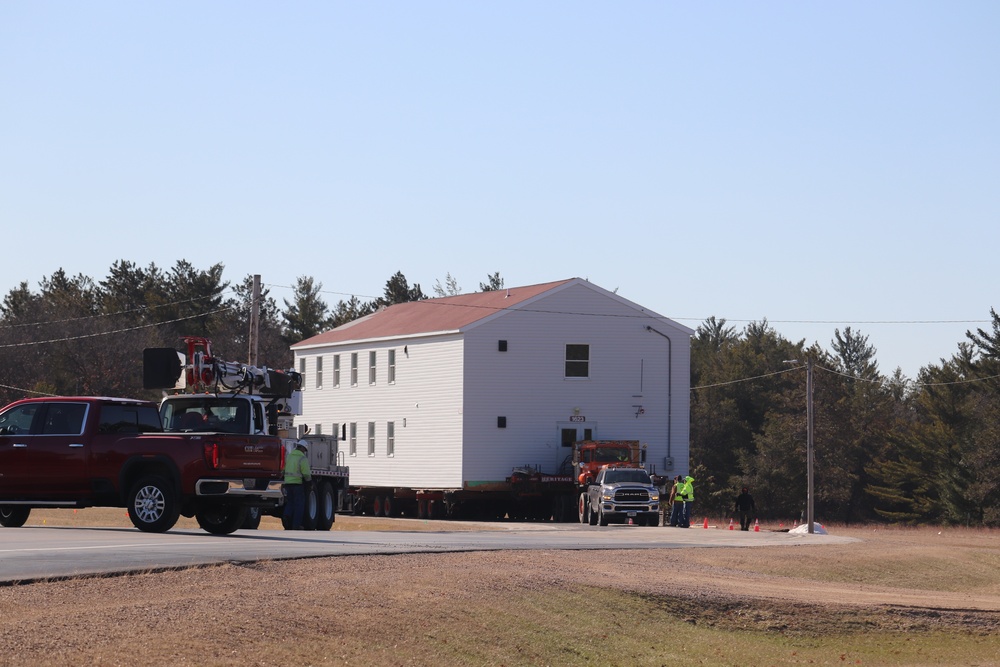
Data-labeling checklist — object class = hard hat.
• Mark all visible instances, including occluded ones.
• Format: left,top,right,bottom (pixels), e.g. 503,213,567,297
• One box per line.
296,439,309,451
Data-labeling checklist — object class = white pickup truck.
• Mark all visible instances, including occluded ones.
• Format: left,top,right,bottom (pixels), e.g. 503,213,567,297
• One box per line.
583,466,660,526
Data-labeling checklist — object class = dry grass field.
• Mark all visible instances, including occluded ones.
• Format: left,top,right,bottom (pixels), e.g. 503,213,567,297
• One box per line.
2,510,999,666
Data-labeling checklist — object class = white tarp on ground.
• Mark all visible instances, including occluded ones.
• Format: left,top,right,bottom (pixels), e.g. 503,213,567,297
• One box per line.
789,522,828,534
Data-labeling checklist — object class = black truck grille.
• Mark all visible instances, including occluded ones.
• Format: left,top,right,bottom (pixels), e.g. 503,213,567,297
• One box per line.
615,489,650,502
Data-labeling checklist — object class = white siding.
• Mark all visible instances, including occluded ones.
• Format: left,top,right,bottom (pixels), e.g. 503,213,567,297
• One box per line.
461,281,690,481
297,335,466,488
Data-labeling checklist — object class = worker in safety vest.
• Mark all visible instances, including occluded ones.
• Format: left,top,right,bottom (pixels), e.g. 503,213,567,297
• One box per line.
678,475,695,528
283,441,312,530
666,475,684,526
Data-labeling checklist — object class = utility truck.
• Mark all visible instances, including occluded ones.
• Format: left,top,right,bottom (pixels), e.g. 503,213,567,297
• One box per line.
144,337,350,530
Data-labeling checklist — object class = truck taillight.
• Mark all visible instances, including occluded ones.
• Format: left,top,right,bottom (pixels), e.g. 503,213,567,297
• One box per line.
204,442,220,469
279,444,286,470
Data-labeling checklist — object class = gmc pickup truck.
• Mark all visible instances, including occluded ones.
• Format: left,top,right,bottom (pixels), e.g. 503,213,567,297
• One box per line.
583,465,660,526
0,396,284,534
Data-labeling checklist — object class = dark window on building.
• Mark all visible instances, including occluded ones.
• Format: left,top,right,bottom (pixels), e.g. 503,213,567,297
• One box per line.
565,344,590,378
498,340,508,352
497,416,507,428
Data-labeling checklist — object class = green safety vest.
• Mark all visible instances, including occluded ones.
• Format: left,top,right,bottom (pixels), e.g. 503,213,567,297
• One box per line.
681,477,694,502
284,448,312,485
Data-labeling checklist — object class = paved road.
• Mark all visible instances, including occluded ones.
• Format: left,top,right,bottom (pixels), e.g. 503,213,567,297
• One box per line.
0,523,854,584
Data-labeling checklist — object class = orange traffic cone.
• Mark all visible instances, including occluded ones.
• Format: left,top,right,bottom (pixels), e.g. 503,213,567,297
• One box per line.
753,518,760,532
728,518,734,530
702,516,709,529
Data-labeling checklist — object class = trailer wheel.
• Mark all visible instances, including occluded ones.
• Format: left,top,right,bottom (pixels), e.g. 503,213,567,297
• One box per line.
127,475,180,533
316,482,335,531
417,497,428,520
0,506,30,528
382,495,394,518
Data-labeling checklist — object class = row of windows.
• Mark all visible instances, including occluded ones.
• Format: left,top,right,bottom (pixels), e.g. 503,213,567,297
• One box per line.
313,421,396,457
299,344,591,389
300,349,398,390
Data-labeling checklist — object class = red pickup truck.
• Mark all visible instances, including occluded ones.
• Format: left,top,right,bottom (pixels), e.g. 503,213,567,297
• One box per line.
0,396,284,534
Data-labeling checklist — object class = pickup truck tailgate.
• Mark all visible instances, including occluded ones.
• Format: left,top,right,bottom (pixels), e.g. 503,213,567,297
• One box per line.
200,435,283,473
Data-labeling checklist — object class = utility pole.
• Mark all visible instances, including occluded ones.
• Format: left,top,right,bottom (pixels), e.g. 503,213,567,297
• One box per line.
806,356,815,534
248,274,261,366
784,356,816,534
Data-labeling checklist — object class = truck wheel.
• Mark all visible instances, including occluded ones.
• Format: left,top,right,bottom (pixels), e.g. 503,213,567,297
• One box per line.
241,506,262,530
578,493,588,524
382,495,394,518
0,506,30,528
316,482,335,530
196,505,249,535
373,495,384,517
588,501,598,526
598,506,609,526
127,475,180,533
303,485,318,530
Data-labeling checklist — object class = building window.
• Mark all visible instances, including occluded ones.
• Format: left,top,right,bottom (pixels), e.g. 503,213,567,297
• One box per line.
369,351,377,385
332,422,340,442
367,421,376,456
299,358,306,388
349,422,357,456
333,354,340,387
387,421,395,457
314,423,322,435
565,344,590,378
388,349,396,384
350,353,358,386
315,356,323,389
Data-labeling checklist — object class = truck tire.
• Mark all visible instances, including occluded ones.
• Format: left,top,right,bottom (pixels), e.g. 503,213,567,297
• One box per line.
316,482,335,531
578,493,588,524
0,506,30,528
196,504,249,535
598,506,609,526
127,475,180,533
588,501,598,526
241,506,262,530
303,484,318,530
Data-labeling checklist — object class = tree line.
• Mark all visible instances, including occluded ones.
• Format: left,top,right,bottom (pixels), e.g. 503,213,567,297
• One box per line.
691,315,1000,527
2,261,996,526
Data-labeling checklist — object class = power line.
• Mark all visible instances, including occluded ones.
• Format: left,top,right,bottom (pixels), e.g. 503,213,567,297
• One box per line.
0,290,236,330
0,307,234,349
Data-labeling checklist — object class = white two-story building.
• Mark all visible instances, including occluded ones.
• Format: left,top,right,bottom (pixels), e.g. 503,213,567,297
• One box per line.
290,278,692,494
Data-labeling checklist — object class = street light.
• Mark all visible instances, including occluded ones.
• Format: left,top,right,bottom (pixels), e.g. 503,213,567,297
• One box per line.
783,358,815,534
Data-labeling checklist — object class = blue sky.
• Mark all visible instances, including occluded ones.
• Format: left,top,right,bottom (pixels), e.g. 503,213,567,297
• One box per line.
2,2,998,378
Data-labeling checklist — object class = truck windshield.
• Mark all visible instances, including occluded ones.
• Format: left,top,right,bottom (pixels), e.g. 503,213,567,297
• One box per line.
603,469,651,484
161,398,251,434
593,447,631,463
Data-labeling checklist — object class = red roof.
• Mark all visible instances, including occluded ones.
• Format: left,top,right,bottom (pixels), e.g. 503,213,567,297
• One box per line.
292,279,576,348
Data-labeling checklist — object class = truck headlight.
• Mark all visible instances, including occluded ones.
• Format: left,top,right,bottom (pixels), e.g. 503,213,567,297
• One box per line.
650,491,660,501
602,492,614,502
